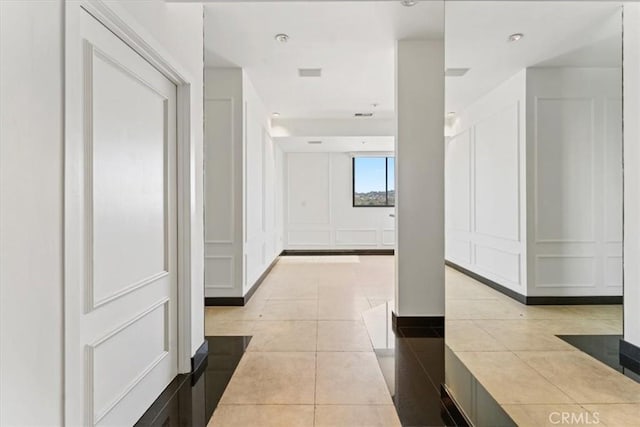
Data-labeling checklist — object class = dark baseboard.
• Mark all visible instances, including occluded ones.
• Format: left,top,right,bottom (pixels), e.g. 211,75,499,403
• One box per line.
204,256,279,307
526,295,623,305
204,296,244,306
445,260,527,304
440,384,471,427
190,340,208,375
391,311,444,335
280,249,394,256
445,260,622,306
620,339,640,375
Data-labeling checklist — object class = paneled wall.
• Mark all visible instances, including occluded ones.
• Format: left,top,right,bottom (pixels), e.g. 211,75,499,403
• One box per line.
204,68,283,298
446,70,528,294
204,68,244,298
446,67,623,298
243,76,284,292
284,152,395,249
527,68,622,297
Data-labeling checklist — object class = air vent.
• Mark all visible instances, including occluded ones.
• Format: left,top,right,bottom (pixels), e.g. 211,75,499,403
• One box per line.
445,68,470,77
355,112,374,118
298,68,322,77
307,140,323,145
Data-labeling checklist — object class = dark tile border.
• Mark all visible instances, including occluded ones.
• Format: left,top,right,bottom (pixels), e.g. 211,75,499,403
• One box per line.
446,260,622,305
620,339,640,375
392,311,444,335
205,256,279,307
281,249,394,256
440,384,471,427
190,339,209,374
134,374,190,426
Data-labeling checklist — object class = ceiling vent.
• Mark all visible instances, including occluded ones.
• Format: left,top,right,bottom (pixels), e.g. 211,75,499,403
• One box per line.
355,112,374,118
445,68,470,77
307,140,323,145
298,68,322,77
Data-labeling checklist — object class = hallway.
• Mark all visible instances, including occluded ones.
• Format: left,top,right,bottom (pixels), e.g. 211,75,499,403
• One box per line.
202,256,639,426
205,255,398,426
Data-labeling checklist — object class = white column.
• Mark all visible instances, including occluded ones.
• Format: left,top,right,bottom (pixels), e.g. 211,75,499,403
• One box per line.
394,39,445,318
623,3,640,350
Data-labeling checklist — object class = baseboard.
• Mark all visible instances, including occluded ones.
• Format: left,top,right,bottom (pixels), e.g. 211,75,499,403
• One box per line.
440,384,471,427
204,256,279,307
620,339,640,375
445,260,527,304
190,340,209,374
526,295,623,305
445,260,622,306
391,311,444,334
204,296,244,306
280,249,394,256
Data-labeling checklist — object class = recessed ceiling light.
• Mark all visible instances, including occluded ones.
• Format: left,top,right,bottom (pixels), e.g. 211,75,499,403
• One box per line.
401,0,418,6
275,33,289,43
508,33,524,42
272,112,280,117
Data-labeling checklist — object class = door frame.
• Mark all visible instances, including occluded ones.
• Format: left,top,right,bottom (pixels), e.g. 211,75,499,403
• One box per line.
64,0,195,423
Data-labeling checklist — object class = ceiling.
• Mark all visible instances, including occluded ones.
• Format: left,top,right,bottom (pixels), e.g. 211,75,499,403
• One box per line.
203,1,443,119
445,1,622,113
203,1,622,123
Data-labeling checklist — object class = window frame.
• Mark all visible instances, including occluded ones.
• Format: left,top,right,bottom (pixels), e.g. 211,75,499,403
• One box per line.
352,156,395,208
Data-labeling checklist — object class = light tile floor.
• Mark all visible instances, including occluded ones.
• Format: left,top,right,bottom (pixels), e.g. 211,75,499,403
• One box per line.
205,257,639,427
206,256,399,427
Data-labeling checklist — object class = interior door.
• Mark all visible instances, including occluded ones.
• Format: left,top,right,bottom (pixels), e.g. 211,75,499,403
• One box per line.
67,7,178,426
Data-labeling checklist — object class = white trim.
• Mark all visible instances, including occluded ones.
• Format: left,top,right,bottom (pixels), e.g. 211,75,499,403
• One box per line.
65,0,196,423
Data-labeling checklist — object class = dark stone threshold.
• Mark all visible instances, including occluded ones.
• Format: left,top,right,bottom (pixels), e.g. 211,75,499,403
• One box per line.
135,336,251,427
446,260,622,305
620,339,640,378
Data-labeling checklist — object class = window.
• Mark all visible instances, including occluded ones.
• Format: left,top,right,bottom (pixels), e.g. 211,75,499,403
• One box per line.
352,156,395,207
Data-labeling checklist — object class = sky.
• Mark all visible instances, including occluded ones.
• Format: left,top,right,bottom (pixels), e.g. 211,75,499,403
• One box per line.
354,157,395,193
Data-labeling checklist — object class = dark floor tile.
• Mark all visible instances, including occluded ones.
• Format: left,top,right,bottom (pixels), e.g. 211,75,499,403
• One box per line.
558,334,640,383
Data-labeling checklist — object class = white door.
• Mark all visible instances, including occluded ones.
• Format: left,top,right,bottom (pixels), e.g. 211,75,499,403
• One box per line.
66,6,178,426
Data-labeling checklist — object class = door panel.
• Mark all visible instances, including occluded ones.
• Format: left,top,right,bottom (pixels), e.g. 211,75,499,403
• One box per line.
70,8,178,426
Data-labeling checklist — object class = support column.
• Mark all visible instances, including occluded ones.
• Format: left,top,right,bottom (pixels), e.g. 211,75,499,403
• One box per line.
622,2,640,374
394,39,445,328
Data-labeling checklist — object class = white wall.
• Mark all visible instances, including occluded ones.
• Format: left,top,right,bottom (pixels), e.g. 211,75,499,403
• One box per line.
204,68,283,297
204,68,244,298
0,2,64,424
283,152,395,249
446,70,528,295
243,75,283,289
0,1,204,424
395,39,445,317
446,66,623,298
527,67,622,297
623,2,640,348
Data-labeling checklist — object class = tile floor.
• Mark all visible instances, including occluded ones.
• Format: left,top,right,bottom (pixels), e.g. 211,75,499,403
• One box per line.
204,256,640,426
205,256,399,427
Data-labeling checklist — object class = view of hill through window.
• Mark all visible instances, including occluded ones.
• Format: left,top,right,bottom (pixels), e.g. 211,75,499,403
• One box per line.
353,156,395,207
